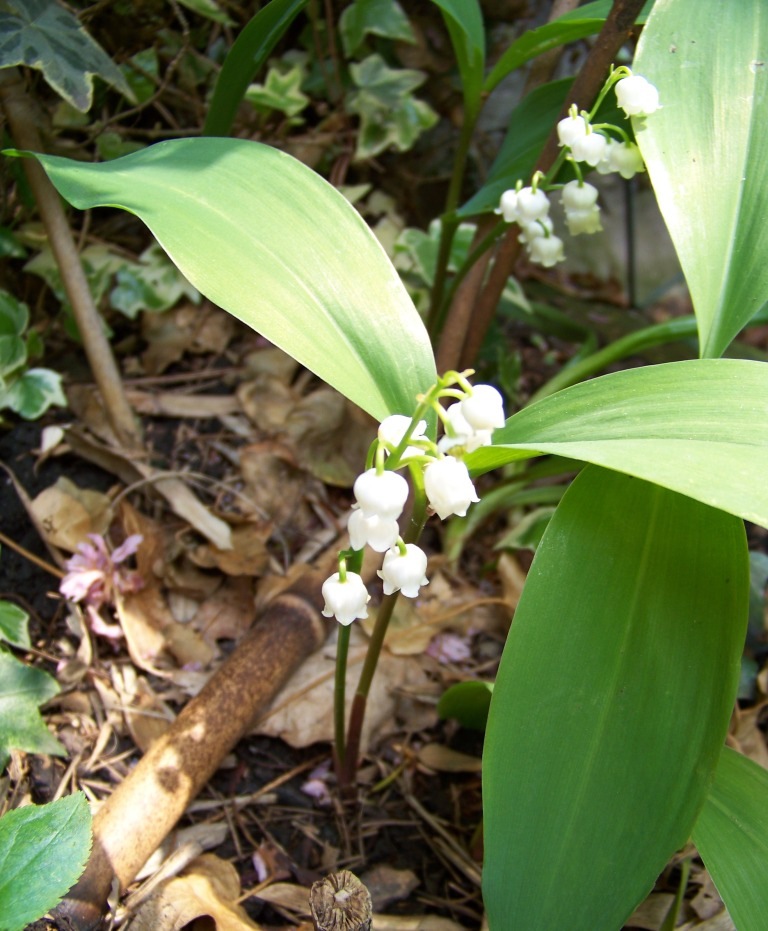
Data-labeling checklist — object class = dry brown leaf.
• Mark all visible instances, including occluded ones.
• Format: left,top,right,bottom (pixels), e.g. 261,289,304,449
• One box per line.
111,666,176,752
193,576,257,645
254,626,429,750
126,390,241,418
371,915,465,931
141,302,236,374
625,892,676,929
126,853,262,930
679,912,736,931
30,476,113,550
416,743,482,774
239,442,313,526
252,881,310,917
728,700,768,770
237,377,297,432
190,522,271,576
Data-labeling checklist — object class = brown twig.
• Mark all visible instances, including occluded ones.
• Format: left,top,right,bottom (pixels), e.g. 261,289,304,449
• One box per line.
0,68,142,449
54,570,332,930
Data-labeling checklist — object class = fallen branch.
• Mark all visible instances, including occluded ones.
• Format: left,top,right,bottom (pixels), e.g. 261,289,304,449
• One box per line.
55,569,331,930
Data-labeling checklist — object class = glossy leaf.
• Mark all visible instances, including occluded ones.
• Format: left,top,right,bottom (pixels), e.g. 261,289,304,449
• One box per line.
692,747,768,930
203,0,309,137
0,601,31,650
428,0,485,111
0,792,92,929
20,139,436,421
0,649,64,771
484,0,653,94
467,359,768,529
0,0,133,111
634,0,768,358
483,466,748,930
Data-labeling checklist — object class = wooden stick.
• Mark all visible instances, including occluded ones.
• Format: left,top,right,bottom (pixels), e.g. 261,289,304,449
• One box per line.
55,571,331,930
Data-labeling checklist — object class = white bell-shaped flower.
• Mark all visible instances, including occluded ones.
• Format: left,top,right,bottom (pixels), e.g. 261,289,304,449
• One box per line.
321,572,370,625
561,180,599,212
378,414,427,462
497,189,519,223
570,131,608,167
424,457,480,520
565,206,603,235
516,186,550,222
518,216,553,246
348,510,400,553
528,233,565,268
437,403,492,454
377,543,429,598
353,468,409,519
608,140,645,179
615,75,660,117
557,113,588,147
461,384,505,431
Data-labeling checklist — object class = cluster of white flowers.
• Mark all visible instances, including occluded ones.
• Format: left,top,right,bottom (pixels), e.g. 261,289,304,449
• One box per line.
321,377,506,626
495,70,660,269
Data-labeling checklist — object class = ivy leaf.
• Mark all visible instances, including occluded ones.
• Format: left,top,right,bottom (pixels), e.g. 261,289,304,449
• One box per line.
0,602,31,650
0,368,66,420
176,0,234,26
339,0,416,57
245,63,310,118
0,0,134,112
0,649,64,771
347,54,438,160
0,793,92,930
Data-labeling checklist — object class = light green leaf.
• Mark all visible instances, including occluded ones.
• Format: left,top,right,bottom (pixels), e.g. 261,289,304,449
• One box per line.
203,0,309,137
468,359,768,528
483,466,748,931
110,243,199,318
692,747,768,930
245,62,310,118
634,0,768,358
347,54,438,160
484,1,653,94
0,0,134,111
0,602,30,650
0,793,92,930
339,0,416,57
428,0,485,112
18,139,436,421
1,368,66,419
177,0,233,26
0,649,64,771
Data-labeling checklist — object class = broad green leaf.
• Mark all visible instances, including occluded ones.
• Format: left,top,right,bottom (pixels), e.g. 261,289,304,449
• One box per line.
203,0,309,137
1,367,67,419
483,466,748,931
339,0,416,57
0,793,92,930
484,0,653,94
634,0,768,358
0,649,64,771
692,747,768,930
0,0,133,112
0,602,30,650
347,54,438,160
428,0,485,112
437,680,493,731
19,139,436,421
468,359,768,528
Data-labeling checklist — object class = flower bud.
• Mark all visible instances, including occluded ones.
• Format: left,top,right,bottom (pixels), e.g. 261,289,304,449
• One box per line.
321,572,370,625
497,189,519,223
461,384,505,431
437,403,493,454
615,75,660,117
354,468,409,519
516,186,550,222
377,544,429,598
560,180,599,212
424,457,480,520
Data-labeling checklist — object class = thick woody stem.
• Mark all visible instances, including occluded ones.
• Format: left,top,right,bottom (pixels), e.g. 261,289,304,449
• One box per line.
54,573,331,930
0,67,142,449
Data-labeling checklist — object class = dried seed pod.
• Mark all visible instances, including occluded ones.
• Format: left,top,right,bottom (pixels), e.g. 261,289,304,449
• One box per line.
310,870,372,931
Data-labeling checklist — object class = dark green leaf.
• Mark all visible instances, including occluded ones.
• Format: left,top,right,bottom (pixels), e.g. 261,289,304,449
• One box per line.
203,0,309,137
428,0,485,111
692,747,768,930
483,466,748,930
0,793,92,930
339,0,416,57
437,680,493,731
0,0,133,111
0,602,30,650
